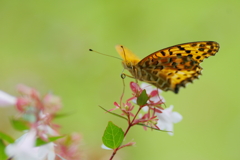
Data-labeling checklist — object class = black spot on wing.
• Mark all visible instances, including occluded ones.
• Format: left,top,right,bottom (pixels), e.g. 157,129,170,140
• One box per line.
161,51,166,56
176,53,182,58
177,46,185,50
196,56,201,59
206,42,213,45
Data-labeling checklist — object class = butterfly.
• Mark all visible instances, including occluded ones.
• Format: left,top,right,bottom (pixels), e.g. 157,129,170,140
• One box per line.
116,41,220,93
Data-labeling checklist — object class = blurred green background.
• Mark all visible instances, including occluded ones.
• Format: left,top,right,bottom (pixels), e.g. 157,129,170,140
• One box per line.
0,0,239,160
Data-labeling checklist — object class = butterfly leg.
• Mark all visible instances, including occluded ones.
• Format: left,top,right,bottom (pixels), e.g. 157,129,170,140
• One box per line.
120,73,135,79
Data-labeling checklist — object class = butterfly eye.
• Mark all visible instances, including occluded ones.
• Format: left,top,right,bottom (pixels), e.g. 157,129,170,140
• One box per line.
123,61,131,68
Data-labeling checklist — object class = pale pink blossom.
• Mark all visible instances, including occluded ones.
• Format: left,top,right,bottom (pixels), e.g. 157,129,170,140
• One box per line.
43,93,62,114
55,133,82,160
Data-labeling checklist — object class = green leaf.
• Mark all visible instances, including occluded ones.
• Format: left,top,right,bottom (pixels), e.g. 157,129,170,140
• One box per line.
0,132,14,143
0,139,7,160
10,119,29,131
137,89,149,106
48,135,65,142
36,138,47,146
98,106,128,121
102,121,124,149
36,135,65,146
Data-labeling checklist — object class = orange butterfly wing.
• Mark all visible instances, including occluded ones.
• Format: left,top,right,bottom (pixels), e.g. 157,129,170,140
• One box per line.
117,41,220,93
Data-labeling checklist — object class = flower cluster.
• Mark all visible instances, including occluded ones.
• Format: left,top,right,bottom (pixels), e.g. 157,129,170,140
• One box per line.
0,84,82,160
102,82,183,160
111,82,182,135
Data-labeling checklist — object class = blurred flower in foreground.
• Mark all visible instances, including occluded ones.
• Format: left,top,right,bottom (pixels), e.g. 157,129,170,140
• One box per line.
55,133,82,160
5,130,55,160
0,84,82,160
0,90,17,106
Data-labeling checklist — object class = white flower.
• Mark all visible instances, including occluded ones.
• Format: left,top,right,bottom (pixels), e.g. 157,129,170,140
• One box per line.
0,90,17,107
140,83,165,103
5,130,55,160
156,105,182,136
132,83,165,105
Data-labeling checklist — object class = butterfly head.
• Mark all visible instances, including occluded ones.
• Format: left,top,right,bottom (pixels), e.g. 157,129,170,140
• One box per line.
115,45,140,69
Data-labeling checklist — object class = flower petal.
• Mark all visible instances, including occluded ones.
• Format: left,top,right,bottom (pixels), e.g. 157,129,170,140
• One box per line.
5,130,38,159
171,112,183,123
5,130,56,160
0,90,17,107
156,105,182,136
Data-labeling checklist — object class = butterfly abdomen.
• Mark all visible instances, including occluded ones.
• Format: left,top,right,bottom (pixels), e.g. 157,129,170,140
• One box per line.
129,64,172,92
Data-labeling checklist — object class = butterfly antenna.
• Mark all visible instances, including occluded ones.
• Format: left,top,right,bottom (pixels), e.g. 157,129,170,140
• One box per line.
89,49,122,61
